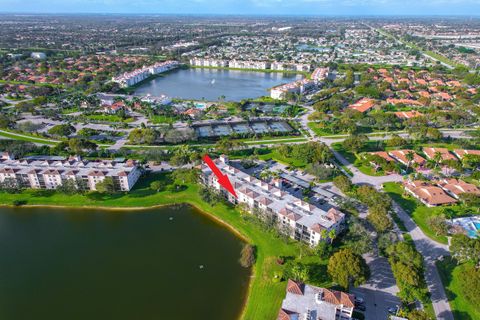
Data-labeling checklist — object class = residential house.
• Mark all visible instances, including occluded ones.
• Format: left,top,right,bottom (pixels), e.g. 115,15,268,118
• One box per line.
403,180,457,207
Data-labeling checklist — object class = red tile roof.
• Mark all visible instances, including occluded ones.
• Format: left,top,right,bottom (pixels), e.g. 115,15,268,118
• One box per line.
348,98,375,113
286,279,304,295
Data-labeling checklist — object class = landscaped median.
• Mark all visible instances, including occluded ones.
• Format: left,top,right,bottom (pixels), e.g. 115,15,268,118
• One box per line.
0,172,324,320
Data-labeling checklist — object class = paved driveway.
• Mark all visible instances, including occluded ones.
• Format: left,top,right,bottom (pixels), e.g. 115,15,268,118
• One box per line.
351,254,401,320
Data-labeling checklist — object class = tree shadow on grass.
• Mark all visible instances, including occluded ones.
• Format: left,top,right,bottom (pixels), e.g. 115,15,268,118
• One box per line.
30,189,56,198
85,192,124,202
305,262,330,286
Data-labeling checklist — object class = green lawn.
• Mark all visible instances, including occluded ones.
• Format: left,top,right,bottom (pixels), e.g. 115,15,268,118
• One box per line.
0,172,331,320
331,142,386,176
308,122,334,136
383,182,468,244
149,115,177,124
257,149,308,168
85,114,134,123
0,130,59,145
436,257,480,320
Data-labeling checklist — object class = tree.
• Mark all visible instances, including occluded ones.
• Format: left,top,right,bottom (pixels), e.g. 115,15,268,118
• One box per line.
433,151,442,169
56,179,78,195
316,241,331,259
239,244,256,268
286,262,310,283
367,205,392,233
459,193,480,211
171,168,199,185
327,248,369,290
450,234,480,266
387,241,427,302
150,180,163,192
48,124,75,137
95,177,115,194
342,134,369,154
386,134,408,147
333,175,352,193
426,214,448,236
345,218,373,254
128,128,158,145
458,264,480,307
405,151,415,171
68,138,97,153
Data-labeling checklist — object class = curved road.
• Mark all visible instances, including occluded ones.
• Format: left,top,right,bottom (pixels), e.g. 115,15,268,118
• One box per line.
298,106,455,320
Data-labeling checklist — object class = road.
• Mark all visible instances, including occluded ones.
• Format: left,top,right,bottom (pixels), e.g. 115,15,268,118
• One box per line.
297,104,455,319
391,201,454,320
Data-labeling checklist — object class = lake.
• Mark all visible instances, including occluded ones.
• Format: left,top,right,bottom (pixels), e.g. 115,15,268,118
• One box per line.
134,68,303,101
0,205,251,320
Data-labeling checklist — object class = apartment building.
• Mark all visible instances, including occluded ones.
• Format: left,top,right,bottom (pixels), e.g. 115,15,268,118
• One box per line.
278,279,355,320
0,154,141,192
270,78,314,99
112,60,179,88
189,58,229,68
229,59,270,70
200,156,345,246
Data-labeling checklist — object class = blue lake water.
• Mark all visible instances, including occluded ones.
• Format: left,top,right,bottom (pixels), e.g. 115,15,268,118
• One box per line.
134,68,302,101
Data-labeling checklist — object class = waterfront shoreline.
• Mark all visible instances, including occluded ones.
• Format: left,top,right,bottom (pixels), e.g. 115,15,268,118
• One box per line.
1,199,254,320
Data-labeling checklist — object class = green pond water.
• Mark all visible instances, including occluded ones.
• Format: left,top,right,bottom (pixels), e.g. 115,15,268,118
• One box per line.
0,204,251,320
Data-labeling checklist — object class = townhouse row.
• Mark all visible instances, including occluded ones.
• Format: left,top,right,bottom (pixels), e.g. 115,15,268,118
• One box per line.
368,147,480,171
112,60,179,88
403,178,480,207
0,153,141,192
189,58,311,72
200,155,345,246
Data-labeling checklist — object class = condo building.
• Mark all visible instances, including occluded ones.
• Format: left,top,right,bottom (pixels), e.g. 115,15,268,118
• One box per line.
200,156,345,246
0,154,141,192
270,78,314,100
112,60,179,88
278,279,355,320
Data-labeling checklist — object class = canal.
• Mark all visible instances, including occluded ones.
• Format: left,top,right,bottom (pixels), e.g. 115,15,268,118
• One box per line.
0,204,250,320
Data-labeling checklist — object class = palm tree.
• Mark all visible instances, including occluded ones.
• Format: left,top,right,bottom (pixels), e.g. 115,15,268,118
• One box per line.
433,151,442,169
405,151,415,171
320,229,327,240
328,229,337,243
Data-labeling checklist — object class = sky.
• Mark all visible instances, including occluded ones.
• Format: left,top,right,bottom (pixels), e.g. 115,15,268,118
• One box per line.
0,0,479,16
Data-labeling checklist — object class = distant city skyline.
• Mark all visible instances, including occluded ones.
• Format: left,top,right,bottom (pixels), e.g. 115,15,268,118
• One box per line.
1,0,480,16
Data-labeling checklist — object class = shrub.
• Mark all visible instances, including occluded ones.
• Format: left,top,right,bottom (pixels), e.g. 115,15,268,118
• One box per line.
239,244,256,268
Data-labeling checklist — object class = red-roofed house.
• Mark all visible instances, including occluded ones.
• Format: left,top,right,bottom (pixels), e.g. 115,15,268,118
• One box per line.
347,98,376,113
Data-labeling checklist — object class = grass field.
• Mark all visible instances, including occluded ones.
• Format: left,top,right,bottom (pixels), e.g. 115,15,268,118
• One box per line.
149,115,177,124
436,257,480,320
331,142,386,176
85,114,134,123
0,129,59,145
383,182,468,244
0,172,332,320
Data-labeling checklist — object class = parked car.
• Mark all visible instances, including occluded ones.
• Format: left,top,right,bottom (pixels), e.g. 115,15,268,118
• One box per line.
387,306,399,314
356,304,366,311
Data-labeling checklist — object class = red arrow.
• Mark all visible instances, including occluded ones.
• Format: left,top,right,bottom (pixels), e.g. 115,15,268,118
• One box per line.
202,154,237,198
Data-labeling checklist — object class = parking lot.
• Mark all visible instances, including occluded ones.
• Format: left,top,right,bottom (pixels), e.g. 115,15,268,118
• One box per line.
351,254,401,320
